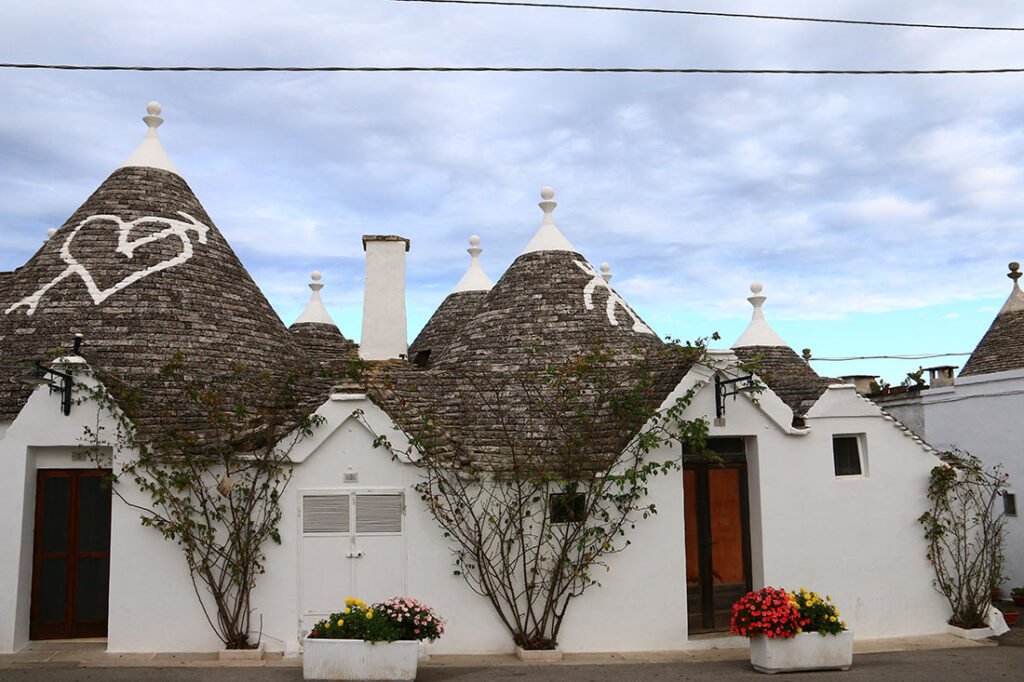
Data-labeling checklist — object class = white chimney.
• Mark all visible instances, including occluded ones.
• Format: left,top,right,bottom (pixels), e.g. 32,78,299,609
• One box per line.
359,235,410,361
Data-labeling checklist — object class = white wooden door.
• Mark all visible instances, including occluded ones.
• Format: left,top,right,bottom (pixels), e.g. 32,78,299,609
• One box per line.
299,489,406,633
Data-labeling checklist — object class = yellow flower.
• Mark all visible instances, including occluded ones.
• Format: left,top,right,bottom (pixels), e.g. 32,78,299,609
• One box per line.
366,610,374,619
345,597,356,606
337,619,344,627
830,616,837,622
343,608,350,615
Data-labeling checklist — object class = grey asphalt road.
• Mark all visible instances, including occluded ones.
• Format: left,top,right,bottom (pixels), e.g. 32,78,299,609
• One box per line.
1,640,1022,682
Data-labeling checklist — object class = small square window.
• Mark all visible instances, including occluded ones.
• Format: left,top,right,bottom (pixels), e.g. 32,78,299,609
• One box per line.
1005,492,1018,517
833,436,863,477
550,493,587,523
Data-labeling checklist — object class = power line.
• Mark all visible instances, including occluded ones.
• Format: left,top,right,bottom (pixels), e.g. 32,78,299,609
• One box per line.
4,63,1024,75
391,0,1024,32
810,353,971,362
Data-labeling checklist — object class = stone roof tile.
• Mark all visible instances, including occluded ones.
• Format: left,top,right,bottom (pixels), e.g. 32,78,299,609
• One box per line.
408,290,488,367
436,250,662,373
733,345,832,417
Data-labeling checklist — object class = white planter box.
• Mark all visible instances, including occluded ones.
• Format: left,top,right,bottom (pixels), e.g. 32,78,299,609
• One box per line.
302,638,418,680
218,642,265,661
749,631,853,674
515,645,562,662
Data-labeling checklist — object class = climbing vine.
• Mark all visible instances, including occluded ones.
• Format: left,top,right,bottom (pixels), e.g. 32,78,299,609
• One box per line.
918,450,1010,629
80,353,323,649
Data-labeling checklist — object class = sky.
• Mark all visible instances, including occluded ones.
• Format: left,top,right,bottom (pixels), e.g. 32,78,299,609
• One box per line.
3,1,1024,384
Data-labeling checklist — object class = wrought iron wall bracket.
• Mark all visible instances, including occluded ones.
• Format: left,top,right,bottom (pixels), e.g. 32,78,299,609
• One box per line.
714,373,759,419
35,361,74,416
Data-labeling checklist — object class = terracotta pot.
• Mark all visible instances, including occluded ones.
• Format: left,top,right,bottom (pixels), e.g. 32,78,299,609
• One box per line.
1012,595,1024,607
1003,611,1018,627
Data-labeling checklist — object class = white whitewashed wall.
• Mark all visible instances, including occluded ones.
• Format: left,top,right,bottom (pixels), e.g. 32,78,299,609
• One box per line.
0,368,952,655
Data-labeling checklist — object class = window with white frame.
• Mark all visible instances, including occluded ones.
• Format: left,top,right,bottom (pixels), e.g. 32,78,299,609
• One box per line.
832,435,865,477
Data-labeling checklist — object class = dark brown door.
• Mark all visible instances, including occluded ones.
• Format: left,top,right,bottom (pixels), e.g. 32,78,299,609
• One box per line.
684,438,752,634
30,469,112,640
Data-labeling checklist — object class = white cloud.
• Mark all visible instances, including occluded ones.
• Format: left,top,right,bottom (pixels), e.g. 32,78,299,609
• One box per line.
4,0,1024,374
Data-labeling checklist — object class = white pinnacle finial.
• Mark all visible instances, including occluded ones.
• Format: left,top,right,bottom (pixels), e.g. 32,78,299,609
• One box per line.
293,270,337,326
521,186,578,254
46,228,57,241
748,282,767,318
732,281,788,348
600,262,612,282
453,235,494,293
120,101,179,175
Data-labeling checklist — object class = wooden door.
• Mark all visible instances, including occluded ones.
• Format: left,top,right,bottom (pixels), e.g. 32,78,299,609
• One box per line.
299,489,405,634
30,469,112,640
684,439,751,634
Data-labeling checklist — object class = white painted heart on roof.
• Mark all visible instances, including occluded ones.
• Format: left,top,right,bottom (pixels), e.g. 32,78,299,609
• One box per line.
5,211,210,316
573,260,654,335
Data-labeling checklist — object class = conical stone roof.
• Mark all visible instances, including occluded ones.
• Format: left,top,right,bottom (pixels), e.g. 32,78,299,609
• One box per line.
435,249,662,371
961,262,1024,377
0,106,325,440
435,190,660,370
732,345,832,418
408,235,493,367
408,290,489,366
288,271,358,370
371,188,686,471
729,282,831,418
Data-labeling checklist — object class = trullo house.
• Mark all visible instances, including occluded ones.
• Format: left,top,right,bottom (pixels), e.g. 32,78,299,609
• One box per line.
0,103,950,655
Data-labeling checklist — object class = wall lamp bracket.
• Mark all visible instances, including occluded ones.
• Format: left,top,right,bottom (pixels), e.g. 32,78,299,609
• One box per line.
714,373,760,419
16,362,74,416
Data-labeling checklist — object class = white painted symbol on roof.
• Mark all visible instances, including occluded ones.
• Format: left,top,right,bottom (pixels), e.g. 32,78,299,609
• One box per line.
5,211,210,316
573,260,654,335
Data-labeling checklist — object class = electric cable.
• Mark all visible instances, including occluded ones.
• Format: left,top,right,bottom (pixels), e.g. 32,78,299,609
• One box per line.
390,0,1024,32
810,353,971,362
4,64,1024,75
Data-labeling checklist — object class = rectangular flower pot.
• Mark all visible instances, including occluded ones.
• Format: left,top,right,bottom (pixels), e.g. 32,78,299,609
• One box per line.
302,638,418,680
218,642,265,661
515,645,562,662
749,631,853,674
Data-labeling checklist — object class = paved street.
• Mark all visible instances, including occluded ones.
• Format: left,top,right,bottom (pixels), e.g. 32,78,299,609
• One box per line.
0,631,1019,681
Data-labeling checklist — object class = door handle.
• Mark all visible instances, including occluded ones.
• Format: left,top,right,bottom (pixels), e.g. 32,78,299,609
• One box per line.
346,551,364,558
